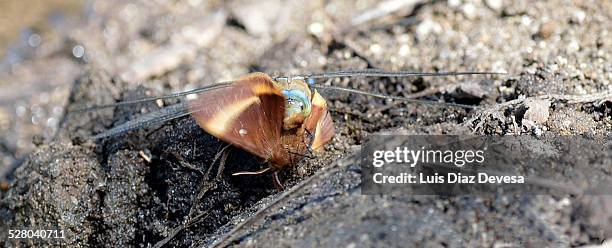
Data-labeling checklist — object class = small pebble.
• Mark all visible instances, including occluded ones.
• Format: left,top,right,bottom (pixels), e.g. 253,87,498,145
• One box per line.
532,125,544,137
485,0,503,11
448,0,461,8
556,56,568,65
28,33,42,47
567,40,580,53
461,3,477,19
307,22,324,35
369,44,382,55
523,99,551,124
537,21,556,39
572,10,586,24
32,135,45,146
72,45,85,58
398,45,410,57
415,19,442,40
521,15,532,26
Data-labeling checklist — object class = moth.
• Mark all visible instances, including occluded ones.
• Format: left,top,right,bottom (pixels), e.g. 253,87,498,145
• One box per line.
77,69,499,189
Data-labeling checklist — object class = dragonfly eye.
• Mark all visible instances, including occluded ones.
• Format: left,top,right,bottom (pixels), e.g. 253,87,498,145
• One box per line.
282,89,312,119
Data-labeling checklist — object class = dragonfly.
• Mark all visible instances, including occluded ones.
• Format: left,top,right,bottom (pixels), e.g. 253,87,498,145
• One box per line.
74,69,501,189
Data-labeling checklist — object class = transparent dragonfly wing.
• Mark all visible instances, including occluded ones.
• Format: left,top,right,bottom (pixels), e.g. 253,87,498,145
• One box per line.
74,82,233,112
83,82,234,139
92,102,194,139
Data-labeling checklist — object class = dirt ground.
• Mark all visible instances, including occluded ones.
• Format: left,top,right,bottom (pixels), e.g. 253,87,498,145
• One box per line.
0,0,611,247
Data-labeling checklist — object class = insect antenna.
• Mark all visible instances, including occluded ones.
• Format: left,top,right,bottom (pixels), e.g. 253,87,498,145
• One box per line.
306,69,504,108
71,81,233,113
313,84,479,109
304,68,505,80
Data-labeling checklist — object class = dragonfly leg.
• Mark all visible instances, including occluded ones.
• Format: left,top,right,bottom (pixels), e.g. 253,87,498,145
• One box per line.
232,166,284,191
232,167,272,176
272,171,284,191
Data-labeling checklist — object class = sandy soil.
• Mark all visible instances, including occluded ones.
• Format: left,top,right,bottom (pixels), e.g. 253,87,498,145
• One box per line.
1,0,611,247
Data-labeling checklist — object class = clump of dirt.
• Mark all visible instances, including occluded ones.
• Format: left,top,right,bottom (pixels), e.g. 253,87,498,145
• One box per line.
0,142,103,246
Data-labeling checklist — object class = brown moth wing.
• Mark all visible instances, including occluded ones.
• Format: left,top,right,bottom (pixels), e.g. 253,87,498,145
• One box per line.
303,90,335,151
189,73,285,160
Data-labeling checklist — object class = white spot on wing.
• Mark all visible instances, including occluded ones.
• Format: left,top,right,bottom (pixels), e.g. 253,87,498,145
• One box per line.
239,128,248,136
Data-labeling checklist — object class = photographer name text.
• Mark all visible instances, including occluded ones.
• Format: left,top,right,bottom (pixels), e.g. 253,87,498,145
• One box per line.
370,147,524,185
373,172,524,184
